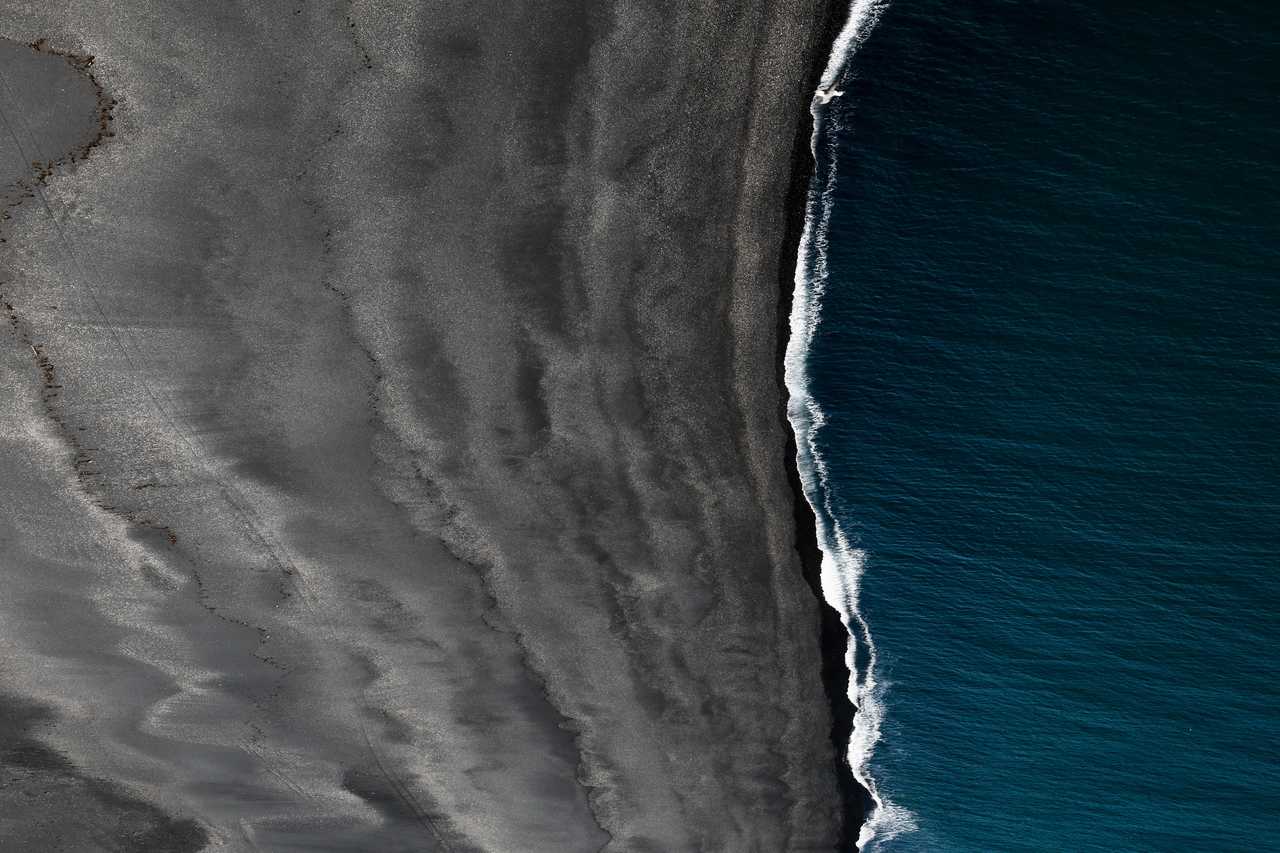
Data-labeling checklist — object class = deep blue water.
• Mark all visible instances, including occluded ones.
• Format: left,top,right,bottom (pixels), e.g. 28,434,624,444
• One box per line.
808,2,1280,850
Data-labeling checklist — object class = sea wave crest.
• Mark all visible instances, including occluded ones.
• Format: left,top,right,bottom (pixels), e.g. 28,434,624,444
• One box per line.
784,1,916,849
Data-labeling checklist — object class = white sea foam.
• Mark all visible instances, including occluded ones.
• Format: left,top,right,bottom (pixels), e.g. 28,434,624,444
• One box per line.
785,1,916,849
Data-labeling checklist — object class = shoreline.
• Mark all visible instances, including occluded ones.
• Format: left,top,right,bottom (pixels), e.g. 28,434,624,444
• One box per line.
773,3,876,849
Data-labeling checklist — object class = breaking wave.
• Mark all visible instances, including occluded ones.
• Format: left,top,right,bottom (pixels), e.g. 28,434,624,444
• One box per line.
784,1,916,849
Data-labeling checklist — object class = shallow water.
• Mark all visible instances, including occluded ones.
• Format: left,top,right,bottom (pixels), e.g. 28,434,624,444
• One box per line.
808,1,1280,849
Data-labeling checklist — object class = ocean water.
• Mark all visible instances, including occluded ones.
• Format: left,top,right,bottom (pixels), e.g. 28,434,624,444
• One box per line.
791,1,1280,850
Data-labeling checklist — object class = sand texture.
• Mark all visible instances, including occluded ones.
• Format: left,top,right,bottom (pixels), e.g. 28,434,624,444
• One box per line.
0,2,842,850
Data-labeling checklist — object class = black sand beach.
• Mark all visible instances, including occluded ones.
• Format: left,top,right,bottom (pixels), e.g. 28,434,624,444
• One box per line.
0,2,852,850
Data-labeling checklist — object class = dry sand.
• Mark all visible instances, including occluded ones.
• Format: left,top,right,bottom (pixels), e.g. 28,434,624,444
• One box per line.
0,2,847,850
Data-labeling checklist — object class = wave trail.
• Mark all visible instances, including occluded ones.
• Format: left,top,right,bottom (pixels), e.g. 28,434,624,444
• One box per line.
784,1,916,850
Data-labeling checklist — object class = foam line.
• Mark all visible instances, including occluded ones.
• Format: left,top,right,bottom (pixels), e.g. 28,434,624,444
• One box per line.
784,1,917,848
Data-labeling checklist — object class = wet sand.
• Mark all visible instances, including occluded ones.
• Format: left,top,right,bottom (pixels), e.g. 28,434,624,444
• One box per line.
0,3,846,850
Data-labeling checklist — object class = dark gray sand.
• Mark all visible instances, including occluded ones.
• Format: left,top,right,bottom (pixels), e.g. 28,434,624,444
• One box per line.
0,3,843,850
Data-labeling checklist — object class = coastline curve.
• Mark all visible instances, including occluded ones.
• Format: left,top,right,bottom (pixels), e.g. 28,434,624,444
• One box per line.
782,1,918,849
